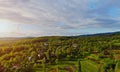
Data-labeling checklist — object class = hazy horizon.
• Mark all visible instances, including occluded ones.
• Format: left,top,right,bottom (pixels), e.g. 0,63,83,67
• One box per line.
0,0,120,37
0,31,119,38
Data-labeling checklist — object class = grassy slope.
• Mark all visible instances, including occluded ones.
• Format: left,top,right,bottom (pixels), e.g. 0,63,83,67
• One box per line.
33,60,101,72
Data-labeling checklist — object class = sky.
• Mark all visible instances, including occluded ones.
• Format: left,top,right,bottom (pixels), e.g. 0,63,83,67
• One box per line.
0,0,120,37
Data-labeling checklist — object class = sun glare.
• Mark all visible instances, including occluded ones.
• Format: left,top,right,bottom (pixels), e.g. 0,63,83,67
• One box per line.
0,19,16,33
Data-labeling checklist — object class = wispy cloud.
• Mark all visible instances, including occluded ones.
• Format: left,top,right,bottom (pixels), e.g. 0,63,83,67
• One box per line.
0,0,120,37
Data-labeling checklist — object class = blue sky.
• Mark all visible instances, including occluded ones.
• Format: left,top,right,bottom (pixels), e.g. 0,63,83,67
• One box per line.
0,0,120,37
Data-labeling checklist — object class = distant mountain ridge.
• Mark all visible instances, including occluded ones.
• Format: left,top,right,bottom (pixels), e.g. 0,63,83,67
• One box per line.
78,31,120,37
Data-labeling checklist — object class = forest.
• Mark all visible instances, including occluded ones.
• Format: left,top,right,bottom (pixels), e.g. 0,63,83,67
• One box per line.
0,32,120,72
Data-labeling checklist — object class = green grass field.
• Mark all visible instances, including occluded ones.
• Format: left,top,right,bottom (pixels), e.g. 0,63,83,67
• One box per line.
32,60,103,72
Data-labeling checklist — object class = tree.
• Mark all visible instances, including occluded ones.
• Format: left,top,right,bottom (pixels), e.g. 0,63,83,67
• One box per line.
78,59,81,72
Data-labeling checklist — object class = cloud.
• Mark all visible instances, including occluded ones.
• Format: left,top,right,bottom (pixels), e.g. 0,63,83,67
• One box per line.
0,0,89,24
0,0,120,36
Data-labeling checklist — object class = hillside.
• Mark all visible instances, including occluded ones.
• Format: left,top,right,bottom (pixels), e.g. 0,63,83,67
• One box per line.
0,32,120,72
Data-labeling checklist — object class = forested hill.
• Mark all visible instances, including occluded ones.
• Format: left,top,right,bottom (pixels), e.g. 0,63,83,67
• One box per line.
0,31,120,72
75,31,120,37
